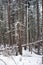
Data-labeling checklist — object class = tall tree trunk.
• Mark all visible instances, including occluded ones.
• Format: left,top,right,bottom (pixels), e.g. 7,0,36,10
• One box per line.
42,0,43,64
18,0,22,55
36,0,40,54
8,0,12,46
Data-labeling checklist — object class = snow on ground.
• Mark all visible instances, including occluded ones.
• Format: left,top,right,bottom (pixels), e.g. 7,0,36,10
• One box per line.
0,48,42,65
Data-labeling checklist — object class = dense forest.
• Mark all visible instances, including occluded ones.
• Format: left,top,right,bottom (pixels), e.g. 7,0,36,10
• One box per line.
0,0,43,65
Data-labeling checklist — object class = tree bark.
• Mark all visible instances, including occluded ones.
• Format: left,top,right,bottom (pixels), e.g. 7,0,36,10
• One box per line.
8,0,12,46
42,0,43,64
36,0,40,55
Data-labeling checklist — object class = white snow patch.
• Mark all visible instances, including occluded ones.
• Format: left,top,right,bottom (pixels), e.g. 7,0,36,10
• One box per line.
0,48,42,65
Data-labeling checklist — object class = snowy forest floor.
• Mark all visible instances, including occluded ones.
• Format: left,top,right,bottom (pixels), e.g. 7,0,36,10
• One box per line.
0,48,42,65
